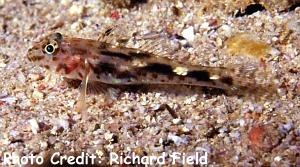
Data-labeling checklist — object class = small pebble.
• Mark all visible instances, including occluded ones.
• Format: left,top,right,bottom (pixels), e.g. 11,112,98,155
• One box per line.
52,118,69,131
0,96,17,105
0,62,6,68
239,119,246,127
0,0,4,6
269,48,280,56
274,156,282,162
28,73,44,81
69,4,84,16
181,26,195,42
104,132,114,141
167,133,188,146
40,141,48,149
32,90,44,99
29,119,39,134
16,72,26,84
61,0,71,6
172,118,182,124
200,22,210,29
279,122,293,134
221,24,232,37
181,126,190,133
70,21,85,32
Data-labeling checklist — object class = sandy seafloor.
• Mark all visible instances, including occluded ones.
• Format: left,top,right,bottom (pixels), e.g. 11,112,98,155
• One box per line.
0,0,299,166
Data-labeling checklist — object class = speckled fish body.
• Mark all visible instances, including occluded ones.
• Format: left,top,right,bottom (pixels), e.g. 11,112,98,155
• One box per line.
27,33,239,91
27,32,279,103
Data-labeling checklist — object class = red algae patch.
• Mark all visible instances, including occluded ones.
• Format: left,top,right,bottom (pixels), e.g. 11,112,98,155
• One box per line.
248,124,282,152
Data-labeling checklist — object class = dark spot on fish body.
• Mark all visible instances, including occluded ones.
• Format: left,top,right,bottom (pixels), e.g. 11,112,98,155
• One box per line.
94,62,116,74
220,76,234,85
186,70,211,82
94,62,137,82
52,56,58,61
44,65,50,69
140,63,174,75
100,50,132,60
116,71,136,80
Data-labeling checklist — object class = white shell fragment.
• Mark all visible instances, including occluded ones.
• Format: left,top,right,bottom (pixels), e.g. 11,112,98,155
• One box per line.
181,26,195,42
28,119,39,134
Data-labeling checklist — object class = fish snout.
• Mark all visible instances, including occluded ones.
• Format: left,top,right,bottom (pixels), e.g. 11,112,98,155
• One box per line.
27,46,44,62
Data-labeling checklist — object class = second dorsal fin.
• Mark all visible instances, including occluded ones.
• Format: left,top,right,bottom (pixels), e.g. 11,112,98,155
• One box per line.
98,24,176,58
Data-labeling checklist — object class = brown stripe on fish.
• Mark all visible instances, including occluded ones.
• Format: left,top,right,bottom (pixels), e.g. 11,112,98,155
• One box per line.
93,62,137,82
115,71,137,80
136,63,217,84
186,70,212,82
93,62,117,74
100,50,132,60
138,63,174,75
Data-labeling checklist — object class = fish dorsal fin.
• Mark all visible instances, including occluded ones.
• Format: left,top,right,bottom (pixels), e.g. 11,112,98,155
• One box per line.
98,25,177,58
98,24,132,47
130,37,175,57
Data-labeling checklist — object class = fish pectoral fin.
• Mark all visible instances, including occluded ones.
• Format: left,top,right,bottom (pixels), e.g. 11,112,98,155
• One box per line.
85,81,120,99
63,76,121,99
75,60,91,118
75,74,89,114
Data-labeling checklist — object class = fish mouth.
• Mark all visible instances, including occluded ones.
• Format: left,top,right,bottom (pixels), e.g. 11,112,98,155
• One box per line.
27,47,44,62
28,55,44,62
27,47,34,61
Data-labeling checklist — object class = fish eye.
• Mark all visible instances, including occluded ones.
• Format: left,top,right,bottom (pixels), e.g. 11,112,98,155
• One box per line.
45,44,54,54
43,40,58,55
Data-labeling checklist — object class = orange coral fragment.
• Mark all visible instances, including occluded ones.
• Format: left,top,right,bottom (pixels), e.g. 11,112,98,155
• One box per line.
225,33,271,59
